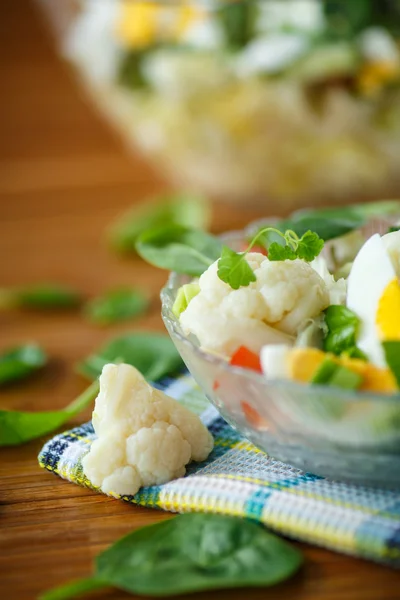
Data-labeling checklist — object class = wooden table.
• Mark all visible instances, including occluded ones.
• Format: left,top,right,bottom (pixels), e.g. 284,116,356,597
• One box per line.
1,3,400,599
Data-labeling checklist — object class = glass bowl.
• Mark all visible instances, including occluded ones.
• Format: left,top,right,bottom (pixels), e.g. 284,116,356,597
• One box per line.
38,0,400,210
161,226,400,488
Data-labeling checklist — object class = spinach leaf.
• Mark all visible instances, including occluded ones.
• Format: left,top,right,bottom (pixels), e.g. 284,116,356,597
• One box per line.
383,341,400,388
76,332,184,382
323,305,366,358
109,193,210,254
136,224,222,276
0,379,98,447
0,344,47,385
84,288,149,325
268,201,400,242
0,284,81,310
41,513,302,599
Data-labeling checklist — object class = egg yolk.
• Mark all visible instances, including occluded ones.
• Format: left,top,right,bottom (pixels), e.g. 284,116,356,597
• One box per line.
115,1,205,49
376,278,400,341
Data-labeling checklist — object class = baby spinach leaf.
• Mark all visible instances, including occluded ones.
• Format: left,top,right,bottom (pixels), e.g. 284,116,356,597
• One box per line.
383,341,400,388
0,284,81,310
323,305,366,358
0,344,47,385
0,379,99,447
270,201,400,242
136,224,222,276
217,246,257,290
41,513,303,599
109,193,210,254
84,288,149,326
77,332,184,382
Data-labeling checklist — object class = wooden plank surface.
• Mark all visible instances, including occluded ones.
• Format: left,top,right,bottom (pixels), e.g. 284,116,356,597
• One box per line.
1,2,400,599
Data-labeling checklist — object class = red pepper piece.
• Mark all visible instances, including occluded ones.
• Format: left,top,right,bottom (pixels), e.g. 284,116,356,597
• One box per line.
230,346,262,373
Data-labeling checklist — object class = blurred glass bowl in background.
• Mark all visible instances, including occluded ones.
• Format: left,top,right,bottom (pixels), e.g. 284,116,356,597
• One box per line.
38,1,400,210
161,222,400,488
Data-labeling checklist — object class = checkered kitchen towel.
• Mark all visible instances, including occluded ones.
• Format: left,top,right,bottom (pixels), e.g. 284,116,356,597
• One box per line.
39,372,400,566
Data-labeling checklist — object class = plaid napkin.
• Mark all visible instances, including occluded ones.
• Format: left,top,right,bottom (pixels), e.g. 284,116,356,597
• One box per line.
39,372,400,566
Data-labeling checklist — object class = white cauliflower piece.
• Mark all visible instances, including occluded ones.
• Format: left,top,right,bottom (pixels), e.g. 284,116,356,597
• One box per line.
179,252,330,356
82,363,213,496
311,255,347,305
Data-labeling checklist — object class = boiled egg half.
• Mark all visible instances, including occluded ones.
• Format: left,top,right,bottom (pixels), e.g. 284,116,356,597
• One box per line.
347,231,400,367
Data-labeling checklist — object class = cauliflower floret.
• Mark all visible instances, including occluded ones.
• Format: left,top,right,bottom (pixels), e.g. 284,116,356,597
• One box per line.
311,255,347,305
180,253,329,356
82,363,214,496
382,230,400,277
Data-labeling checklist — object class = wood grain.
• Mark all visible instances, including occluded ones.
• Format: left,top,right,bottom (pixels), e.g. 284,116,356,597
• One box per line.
1,2,400,599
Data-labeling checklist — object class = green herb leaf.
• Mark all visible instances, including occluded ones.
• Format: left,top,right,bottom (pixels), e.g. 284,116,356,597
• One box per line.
387,226,400,234
41,514,302,599
84,288,149,326
383,341,400,388
0,379,98,447
217,246,257,290
0,284,81,310
77,332,183,382
323,305,365,358
109,193,210,254
267,243,297,261
217,227,323,289
0,344,47,385
172,283,200,317
297,231,325,262
136,224,222,276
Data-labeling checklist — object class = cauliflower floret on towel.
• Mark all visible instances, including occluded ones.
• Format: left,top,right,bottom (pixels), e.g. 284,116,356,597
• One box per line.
179,252,330,357
82,363,213,496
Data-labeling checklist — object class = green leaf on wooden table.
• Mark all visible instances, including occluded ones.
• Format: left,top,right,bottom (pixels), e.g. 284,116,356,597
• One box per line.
0,344,47,385
0,379,99,447
76,332,184,382
109,193,210,254
40,513,303,599
84,288,149,326
0,284,81,310
136,224,222,277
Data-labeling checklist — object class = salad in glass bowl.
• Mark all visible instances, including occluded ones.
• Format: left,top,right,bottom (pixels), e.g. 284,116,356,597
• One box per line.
136,200,400,486
39,0,400,209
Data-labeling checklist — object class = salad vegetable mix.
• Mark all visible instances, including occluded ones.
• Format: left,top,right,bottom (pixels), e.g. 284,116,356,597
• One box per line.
138,201,400,395
63,0,400,205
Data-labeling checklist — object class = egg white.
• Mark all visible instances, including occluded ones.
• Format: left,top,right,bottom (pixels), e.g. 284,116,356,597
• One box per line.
347,233,397,367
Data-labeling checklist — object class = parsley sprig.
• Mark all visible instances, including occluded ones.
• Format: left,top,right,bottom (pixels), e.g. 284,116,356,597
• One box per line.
217,227,324,290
